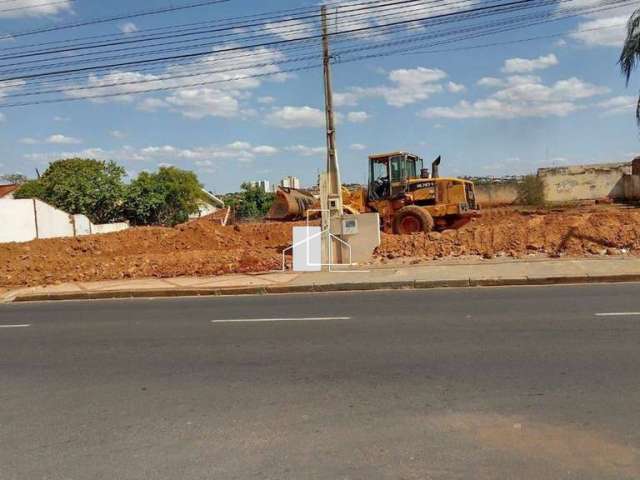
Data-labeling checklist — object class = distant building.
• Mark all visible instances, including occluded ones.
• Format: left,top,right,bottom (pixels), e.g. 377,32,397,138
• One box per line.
248,180,270,192
280,176,300,189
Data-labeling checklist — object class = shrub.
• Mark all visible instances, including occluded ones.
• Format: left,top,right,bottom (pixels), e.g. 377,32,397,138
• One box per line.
517,175,546,206
124,167,204,226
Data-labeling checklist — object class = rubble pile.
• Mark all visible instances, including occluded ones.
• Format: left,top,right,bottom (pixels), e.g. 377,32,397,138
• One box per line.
376,206,640,261
2,205,640,289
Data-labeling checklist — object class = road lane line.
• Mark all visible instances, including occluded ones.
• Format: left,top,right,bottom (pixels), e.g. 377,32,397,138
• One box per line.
0,324,31,328
211,317,351,324
595,312,640,317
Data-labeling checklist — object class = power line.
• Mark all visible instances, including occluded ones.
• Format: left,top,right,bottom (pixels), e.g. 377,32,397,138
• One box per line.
0,0,631,107
4,0,230,39
4,0,616,96
0,0,73,14
0,0,441,64
0,0,626,95
0,0,573,82
0,0,495,71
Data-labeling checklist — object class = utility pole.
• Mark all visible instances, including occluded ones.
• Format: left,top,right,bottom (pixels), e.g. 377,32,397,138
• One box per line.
321,5,343,265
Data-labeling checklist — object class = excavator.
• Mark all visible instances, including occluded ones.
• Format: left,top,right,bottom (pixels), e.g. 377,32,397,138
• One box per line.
267,151,480,234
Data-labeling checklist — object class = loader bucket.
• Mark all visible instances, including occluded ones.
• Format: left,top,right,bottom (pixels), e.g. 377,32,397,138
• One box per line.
266,187,319,221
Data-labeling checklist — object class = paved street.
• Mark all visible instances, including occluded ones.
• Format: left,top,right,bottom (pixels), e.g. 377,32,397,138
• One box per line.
2,284,640,479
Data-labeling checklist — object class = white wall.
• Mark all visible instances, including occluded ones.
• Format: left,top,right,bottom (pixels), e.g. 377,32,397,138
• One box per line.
1,200,129,243
34,200,74,239
538,163,630,202
92,222,129,234
0,199,37,243
72,214,92,236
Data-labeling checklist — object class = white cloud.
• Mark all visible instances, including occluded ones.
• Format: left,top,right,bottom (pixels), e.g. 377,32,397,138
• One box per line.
165,87,241,119
23,141,280,168
570,16,628,47
597,95,636,115
265,106,325,128
285,145,325,157
19,137,38,144
0,0,73,18
347,111,370,123
422,76,608,120
252,145,279,155
446,81,466,93
349,143,367,151
502,54,558,74
53,115,69,122
333,92,360,107
137,97,168,112
65,46,289,119
46,134,82,145
109,130,126,139
0,79,26,101
228,141,251,150
119,22,138,34
477,77,504,88
257,96,275,104
336,67,446,108
263,18,311,40
565,0,633,47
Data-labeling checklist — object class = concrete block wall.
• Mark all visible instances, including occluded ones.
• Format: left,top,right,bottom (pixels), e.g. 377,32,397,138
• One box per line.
475,183,520,206
538,163,630,203
623,174,640,200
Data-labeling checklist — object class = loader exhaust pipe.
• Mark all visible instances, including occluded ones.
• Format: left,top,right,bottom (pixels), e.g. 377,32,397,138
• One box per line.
432,156,441,179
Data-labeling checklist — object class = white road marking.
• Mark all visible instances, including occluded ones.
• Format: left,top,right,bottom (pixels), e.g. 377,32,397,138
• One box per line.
0,324,31,328
211,317,351,324
595,312,640,317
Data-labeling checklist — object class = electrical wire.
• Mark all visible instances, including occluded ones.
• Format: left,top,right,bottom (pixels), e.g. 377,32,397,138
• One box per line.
0,0,631,107
4,0,230,39
0,0,581,81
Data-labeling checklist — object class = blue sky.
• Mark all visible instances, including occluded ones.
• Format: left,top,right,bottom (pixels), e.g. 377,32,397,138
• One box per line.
0,0,639,192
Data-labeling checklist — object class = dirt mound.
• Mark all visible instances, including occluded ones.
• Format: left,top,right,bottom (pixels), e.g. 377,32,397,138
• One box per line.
3,205,640,289
1,219,296,288
376,206,640,261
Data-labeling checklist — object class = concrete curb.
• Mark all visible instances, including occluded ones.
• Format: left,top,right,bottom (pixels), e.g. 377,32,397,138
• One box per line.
8,273,640,303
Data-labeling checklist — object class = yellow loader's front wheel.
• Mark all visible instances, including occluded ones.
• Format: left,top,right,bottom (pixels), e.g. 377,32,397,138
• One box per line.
393,206,434,234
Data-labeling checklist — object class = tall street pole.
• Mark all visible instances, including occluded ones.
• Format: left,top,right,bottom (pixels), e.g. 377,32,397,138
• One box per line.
321,5,343,265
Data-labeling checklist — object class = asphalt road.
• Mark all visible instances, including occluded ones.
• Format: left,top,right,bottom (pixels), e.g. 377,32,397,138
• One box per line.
2,284,640,480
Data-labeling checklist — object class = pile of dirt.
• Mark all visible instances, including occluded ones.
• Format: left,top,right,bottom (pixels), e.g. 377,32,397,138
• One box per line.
375,206,640,261
1,220,296,289
3,205,640,289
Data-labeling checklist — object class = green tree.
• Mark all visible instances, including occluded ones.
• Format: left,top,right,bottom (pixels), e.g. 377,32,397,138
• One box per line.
1,173,27,184
13,158,126,223
124,166,204,226
233,182,274,220
620,9,640,124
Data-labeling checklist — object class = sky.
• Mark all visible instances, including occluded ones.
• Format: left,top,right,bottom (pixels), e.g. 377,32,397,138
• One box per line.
0,0,639,193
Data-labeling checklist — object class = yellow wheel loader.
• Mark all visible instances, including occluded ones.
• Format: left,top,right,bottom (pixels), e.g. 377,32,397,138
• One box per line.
267,152,480,234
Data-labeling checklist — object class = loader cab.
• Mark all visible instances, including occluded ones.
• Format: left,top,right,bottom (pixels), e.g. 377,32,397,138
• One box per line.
368,152,424,200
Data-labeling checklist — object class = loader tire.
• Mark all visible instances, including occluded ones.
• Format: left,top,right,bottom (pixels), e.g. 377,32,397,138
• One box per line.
393,206,434,234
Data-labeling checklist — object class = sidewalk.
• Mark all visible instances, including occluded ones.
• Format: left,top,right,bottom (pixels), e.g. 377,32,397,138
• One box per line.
3,256,640,303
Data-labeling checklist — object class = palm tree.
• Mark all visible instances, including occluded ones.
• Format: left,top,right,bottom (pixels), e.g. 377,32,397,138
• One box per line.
620,8,640,124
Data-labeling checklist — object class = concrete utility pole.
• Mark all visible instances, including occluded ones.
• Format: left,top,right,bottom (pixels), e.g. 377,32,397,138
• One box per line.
321,5,343,265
